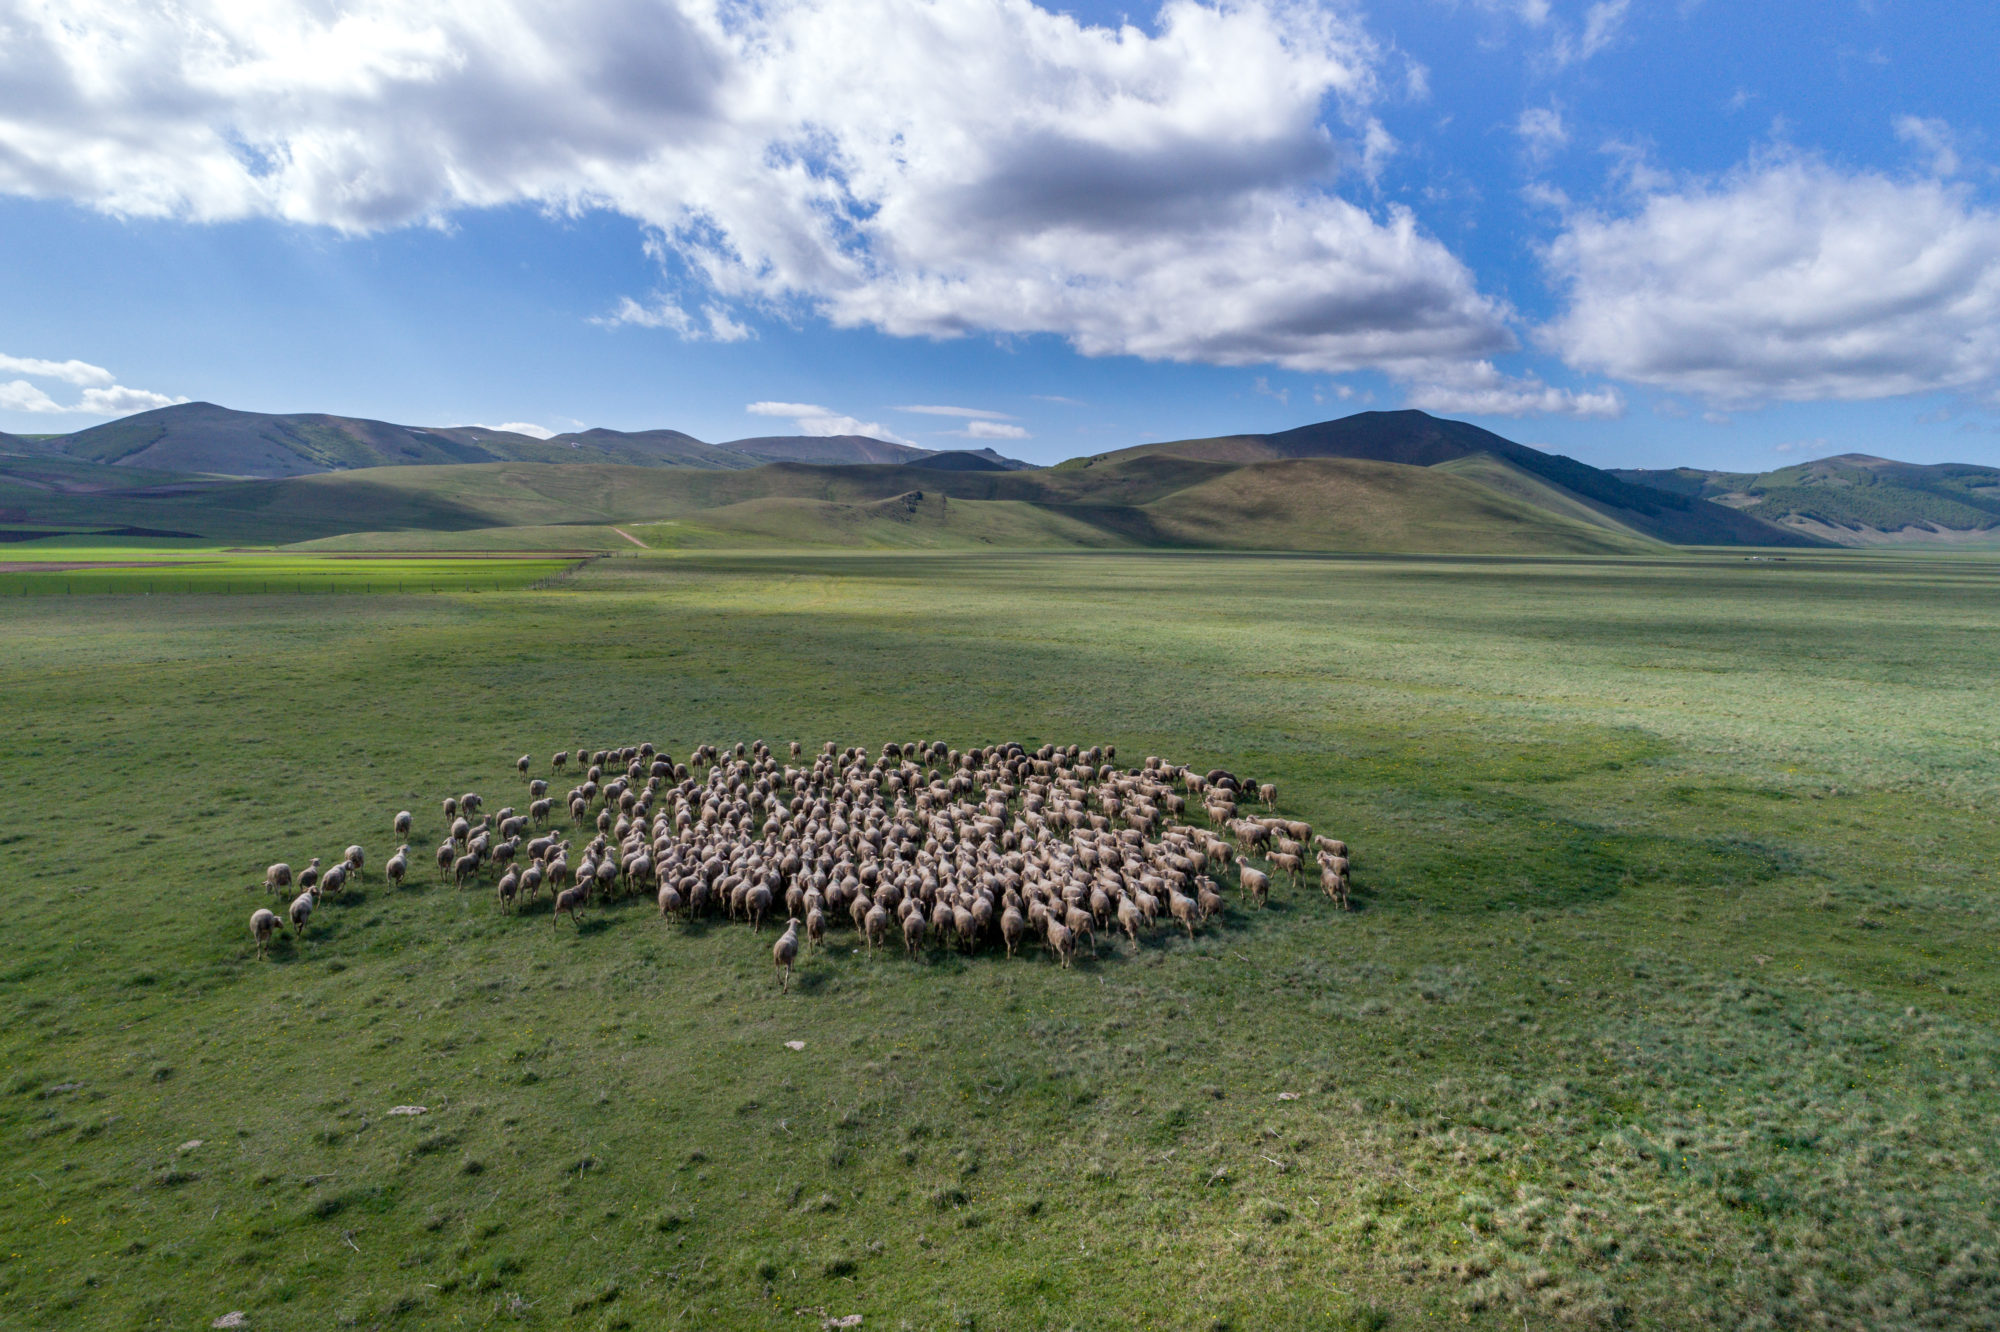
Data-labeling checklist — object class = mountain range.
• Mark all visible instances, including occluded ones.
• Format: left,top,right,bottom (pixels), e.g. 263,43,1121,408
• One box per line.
1611,454,2000,545
6,401,1998,551
0,402,1028,476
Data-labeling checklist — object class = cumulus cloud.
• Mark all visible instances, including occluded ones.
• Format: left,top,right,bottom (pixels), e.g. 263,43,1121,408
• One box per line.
0,379,63,413
1542,159,2000,404
745,401,915,445
0,0,1511,377
0,352,184,416
0,354,115,387
1403,361,1625,418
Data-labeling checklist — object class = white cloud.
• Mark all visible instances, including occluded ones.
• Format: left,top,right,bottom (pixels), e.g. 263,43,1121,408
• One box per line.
76,385,185,414
1516,106,1567,163
0,379,63,413
1404,361,1625,418
598,296,752,342
1251,375,1289,405
455,421,557,439
1772,437,1826,455
1031,395,1087,406
1543,158,2000,404
744,401,915,445
0,352,185,416
1894,115,1962,177
893,405,1016,420
0,0,1510,377
0,354,115,387
962,420,1030,439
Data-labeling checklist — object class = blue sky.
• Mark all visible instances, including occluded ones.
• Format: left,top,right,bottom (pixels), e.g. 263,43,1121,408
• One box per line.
1,0,1995,471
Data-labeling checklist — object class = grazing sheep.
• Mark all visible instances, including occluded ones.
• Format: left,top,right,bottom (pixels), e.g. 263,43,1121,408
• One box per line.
1258,782,1277,807
773,918,801,991
517,755,532,778
1270,852,1301,883
1168,889,1199,939
552,884,587,927
250,908,281,956
528,779,548,799
496,866,520,913
442,797,458,823
288,889,316,937
1239,866,1270,908
344,845,365,879
263,862,292,897
297,857,321,894
1047,919,1075,969
452,853,480,887
394,810,412,838
385,845,408,889
434,842,454,881
319,863,347,898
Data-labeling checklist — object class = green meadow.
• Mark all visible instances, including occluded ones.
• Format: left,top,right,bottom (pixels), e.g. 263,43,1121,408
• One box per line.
0,547,581,596
2,548,1997,1330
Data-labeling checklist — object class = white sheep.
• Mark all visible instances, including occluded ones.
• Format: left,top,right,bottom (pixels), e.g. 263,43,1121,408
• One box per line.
250,908,280,956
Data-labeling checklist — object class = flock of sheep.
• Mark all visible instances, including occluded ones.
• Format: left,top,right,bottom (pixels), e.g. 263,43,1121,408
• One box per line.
250,739,1353,984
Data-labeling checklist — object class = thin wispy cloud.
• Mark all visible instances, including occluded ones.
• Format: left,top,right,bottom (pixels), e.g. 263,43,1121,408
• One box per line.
893,405,1017,420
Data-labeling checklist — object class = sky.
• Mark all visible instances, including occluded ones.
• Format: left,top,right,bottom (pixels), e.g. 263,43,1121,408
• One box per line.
1,0,1996,471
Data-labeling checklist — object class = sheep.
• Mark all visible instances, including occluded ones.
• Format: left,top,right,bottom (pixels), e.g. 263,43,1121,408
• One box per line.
452,853,481,887
1258,782,1277,807
1168,889,1200,939
289,889,316,937
460,793,483,816
385,845,408,889
903,905,927,957
552,751,569,773
1000,905,1025,958
552,883,587,927
344,845,366,879
1270,852,1301,883
297,857,321,894
517,754,532,778
657,883,683,917
865,903,890,953
394,810,413,838
1196,879,1225,921
496,866,520,913
1046,919,1075,969
1239,866,1270,908
434,842,454,881
807,906,827,951
773,918,801,991
746,883,773,931
319,863,348,899
442,797,458,823
528,779,548,799
250,908,281,956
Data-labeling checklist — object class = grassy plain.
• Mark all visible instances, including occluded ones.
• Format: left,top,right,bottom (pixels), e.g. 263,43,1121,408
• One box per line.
0,547,578,596
2,549,1998,1330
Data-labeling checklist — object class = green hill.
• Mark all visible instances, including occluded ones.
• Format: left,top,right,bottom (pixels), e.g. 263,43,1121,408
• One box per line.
1614,454,2000,545
1071,409,1819,548
22,402,1027,479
